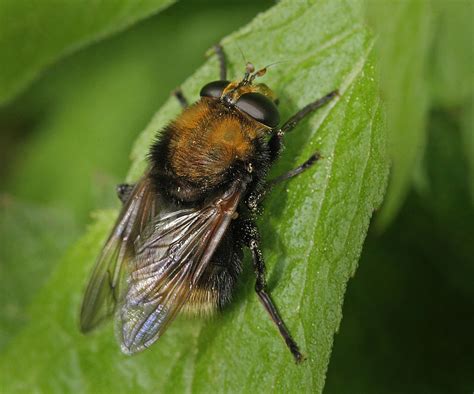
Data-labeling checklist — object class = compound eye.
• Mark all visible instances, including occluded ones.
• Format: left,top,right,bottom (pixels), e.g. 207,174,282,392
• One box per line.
199,80,230,98
235,92,280,127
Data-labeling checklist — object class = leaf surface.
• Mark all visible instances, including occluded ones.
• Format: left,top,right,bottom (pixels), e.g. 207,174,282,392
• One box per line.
0,0,174,105
0,197,79,351
366,1,433,228
429,0,474,107
0,1,388,392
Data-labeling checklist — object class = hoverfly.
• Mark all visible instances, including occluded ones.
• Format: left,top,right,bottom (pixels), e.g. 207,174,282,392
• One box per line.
80,45,337,363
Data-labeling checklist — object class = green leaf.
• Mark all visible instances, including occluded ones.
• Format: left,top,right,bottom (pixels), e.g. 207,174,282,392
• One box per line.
461,97,474,202
366,1,434,228
0,1,388,392
0,0,174,105
325,109,474,393
0,196,79,351
429,0,474,107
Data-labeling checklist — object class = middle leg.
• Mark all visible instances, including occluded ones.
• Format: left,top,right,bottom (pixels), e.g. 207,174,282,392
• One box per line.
266,152,321,188
246,153,321,209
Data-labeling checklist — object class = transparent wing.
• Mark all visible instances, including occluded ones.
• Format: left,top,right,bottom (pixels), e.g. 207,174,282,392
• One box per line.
80,176,158,332
118,180,246,354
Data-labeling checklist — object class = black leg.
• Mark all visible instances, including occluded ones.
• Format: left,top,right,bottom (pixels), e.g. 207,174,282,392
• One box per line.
245,223,304,364
267,152,321,188
279,90,338,134
116,183,134,204
247,152,321,208
173,88,189,109
214,44,227,80
268,90,339,163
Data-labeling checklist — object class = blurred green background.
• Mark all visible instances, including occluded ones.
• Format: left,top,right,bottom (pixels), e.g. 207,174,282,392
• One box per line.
0,0,472,393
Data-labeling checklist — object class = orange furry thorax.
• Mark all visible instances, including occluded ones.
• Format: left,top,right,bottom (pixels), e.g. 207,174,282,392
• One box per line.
167,98,269,184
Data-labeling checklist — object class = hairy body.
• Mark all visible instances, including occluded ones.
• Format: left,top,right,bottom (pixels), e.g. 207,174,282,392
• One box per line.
150,98,270,205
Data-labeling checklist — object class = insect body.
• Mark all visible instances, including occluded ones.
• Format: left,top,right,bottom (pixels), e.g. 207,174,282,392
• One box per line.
80,45,337,363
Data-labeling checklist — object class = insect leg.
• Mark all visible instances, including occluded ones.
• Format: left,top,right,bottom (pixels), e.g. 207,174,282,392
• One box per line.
116,183,135,204
280,90,338,134
214,44,227,80
172,88,189,109
245,223,304,363
268,90,338,163
249,151,320,207
267,153,320,188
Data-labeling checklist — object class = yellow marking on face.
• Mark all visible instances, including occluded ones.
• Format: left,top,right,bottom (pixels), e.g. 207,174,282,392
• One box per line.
222,81,277,103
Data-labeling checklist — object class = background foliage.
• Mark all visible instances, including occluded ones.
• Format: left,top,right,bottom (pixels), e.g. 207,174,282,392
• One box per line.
0,0,472,393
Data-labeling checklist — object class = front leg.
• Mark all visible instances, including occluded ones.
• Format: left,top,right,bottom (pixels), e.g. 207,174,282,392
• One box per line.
242,221,304,363
172,45,228,110
268,90,338,163
172,88,189,109
213,44,227,80
279,90,338,135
